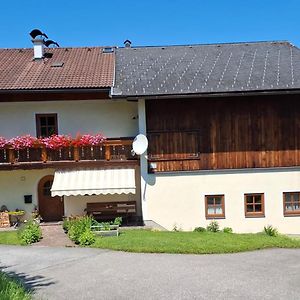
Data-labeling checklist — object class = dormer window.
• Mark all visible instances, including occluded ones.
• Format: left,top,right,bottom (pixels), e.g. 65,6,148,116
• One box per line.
36,114,58,138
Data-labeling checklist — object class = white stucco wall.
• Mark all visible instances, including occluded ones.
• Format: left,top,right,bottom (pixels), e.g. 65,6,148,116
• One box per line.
143,168,300,234
0,100,138,138
0,169,54,219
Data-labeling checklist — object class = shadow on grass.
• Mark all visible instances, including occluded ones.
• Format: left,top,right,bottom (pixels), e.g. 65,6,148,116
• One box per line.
1,264,56,293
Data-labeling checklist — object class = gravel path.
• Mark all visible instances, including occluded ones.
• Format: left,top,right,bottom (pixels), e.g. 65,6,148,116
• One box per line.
0,246,300,300
34,224,74,248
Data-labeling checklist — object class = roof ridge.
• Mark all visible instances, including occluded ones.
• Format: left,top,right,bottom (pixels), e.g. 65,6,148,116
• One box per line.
0,46,117,51
117,40,293,49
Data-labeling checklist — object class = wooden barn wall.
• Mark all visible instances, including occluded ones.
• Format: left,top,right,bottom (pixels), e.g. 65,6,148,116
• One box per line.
146,94,300,172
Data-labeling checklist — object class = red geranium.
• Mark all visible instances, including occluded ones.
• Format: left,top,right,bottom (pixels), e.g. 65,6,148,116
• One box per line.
9,135,38,150
0,137,7,149
72,133,106,147
41,134,72,150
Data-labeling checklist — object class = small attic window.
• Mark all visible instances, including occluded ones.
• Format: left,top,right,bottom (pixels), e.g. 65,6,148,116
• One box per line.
51,62,64,67
103,47,114,53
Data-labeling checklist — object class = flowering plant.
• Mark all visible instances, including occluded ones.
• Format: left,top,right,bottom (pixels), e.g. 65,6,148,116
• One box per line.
41,134,72,150
72,133,106,147
0,133,107,150
8,135,38,150
0,137,7,149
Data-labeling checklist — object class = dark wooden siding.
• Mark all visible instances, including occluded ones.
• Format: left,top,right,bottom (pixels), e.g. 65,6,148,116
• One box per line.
146,94,300,172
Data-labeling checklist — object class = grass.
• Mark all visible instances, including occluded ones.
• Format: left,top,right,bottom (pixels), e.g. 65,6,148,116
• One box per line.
0,231,22,245
0,272,31,300
92,230,300,254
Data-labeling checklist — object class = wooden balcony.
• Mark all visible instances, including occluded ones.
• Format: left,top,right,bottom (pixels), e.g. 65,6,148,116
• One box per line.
0,139,138,170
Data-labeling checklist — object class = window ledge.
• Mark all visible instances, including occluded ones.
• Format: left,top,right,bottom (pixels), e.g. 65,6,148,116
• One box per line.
206,216,226,220
245,215,265,218
284,213,300,217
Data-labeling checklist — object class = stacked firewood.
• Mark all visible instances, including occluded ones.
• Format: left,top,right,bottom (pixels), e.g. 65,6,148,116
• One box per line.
0,212,10,228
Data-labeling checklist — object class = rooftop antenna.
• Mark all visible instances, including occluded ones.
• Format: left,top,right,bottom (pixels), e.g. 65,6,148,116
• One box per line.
30,29,48,39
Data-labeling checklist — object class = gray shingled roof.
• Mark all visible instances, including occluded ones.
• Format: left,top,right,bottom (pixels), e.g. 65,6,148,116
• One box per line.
112,41,300,97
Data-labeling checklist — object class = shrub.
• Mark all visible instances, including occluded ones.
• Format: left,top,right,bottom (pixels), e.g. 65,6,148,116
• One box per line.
194,227,206,232
78,230,95,246
113,217,122,226
223,227,233,233
172,224,178,232
19,221,42,245
206,221,220,232
66,216,95,245
264,225,279,237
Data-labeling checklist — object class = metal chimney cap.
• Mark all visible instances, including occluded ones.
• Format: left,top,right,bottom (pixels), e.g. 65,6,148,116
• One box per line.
124,40,132,48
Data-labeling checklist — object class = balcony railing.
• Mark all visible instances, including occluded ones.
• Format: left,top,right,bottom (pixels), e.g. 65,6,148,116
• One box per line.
0,139,136,165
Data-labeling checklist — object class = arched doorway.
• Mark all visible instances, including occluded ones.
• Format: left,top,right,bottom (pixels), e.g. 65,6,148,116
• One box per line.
38,175,64,222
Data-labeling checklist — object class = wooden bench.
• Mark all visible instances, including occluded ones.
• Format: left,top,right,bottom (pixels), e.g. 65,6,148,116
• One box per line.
86,201,137,223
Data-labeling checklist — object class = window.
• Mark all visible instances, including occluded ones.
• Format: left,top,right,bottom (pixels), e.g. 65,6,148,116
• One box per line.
205,195,225,219
36,114,58,138
244,193,264,217
283,192,300,216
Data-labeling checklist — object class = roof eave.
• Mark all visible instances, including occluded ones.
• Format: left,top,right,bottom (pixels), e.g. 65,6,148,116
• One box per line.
111,88,300,100
0,87,112,94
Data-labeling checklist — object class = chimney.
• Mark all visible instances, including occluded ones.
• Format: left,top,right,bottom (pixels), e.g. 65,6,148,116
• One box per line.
32,38,44,59
124,39,132,48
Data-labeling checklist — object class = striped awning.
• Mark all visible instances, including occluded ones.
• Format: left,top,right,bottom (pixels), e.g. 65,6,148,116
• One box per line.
51,168,136,197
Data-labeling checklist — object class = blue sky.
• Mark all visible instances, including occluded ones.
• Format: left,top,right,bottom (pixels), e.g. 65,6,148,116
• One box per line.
1,0,300,48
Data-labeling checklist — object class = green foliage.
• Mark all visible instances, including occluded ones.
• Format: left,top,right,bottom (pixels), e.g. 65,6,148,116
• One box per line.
78,230,95,246
0,271,31,300
206,221,220,232
172,224,181,232
194,227,206,232
19,221,42,245
65,216,95,245
264,225,279,237
90,217,123,231
223,227,233,233
113,217,122,226
62,218,69,232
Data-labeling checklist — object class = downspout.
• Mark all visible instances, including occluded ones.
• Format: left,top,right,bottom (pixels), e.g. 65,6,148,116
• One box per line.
138,98,148,221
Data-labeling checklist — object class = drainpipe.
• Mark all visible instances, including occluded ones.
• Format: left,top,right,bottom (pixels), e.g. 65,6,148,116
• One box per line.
138,98,148,221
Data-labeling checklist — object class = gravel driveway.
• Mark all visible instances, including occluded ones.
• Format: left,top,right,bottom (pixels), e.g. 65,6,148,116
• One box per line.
0,245,300,300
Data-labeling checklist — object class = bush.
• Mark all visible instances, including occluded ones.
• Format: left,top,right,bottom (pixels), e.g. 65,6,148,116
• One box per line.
113,217,122,226
19,221,42,245
194,227,206,232
66,216,95,245
223,227,233,233
264,225,279,237
78,230,95,246
206,221,220,232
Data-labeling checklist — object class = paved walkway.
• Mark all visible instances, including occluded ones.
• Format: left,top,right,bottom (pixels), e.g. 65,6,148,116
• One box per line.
0,246,300,300
34,224,74,247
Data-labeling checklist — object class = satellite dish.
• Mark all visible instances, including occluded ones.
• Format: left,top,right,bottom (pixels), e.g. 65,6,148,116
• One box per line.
132,134,148,155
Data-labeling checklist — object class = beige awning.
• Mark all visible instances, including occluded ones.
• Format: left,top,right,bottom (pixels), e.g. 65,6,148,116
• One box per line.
51,168,136,197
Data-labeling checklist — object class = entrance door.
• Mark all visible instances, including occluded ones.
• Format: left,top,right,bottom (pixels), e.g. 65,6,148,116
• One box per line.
38,175,64,222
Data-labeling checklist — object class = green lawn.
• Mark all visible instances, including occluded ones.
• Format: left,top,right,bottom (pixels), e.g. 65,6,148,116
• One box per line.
0,272,31,300
92,230,300,254
0,231,22,245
